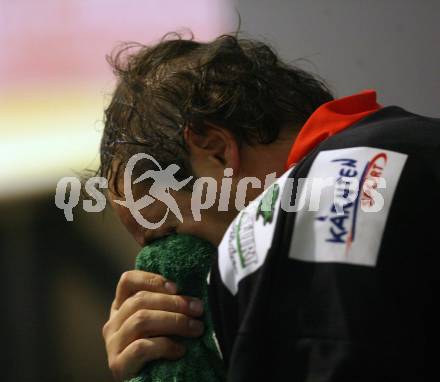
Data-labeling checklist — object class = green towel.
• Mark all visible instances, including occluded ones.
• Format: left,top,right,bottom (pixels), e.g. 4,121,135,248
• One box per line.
128,234,226,382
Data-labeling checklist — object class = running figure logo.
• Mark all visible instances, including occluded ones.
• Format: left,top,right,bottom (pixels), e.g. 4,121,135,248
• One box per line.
114,153,192,229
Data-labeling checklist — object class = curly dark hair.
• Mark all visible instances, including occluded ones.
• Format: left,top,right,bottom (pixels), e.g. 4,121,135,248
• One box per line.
99,32,334,195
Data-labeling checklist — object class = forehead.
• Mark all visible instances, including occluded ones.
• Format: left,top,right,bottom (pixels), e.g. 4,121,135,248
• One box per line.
105,156,152,198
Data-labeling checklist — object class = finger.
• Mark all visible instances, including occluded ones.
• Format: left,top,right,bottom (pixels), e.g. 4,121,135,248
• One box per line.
110,291,204,332
108,310,204,354
113,270,177,311
110,337,186,381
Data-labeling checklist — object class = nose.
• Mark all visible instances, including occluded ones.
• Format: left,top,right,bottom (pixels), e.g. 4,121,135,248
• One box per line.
121,211,147,247
134,231,147,247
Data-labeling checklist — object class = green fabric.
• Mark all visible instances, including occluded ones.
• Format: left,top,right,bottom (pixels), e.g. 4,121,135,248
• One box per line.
128,234,226,382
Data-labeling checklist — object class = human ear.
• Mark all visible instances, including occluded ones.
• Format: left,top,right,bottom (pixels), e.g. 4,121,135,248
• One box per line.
184,123,240,176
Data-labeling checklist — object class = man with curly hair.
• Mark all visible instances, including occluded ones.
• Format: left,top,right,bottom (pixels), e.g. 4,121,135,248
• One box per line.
100,33,440,381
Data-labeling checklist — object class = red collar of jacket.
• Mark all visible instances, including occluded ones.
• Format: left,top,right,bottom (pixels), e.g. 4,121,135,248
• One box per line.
285,90,382,169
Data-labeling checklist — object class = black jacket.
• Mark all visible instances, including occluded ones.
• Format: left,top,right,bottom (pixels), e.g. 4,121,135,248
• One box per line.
209,106,440,381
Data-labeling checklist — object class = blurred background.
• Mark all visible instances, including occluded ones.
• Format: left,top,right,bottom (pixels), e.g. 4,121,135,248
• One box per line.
1,0,438,381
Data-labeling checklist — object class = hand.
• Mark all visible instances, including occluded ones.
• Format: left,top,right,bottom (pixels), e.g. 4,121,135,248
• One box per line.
102,270,205,381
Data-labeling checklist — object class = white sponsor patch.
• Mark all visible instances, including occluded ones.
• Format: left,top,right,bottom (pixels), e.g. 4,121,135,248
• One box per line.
218,170,292,295
289,147,407,266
